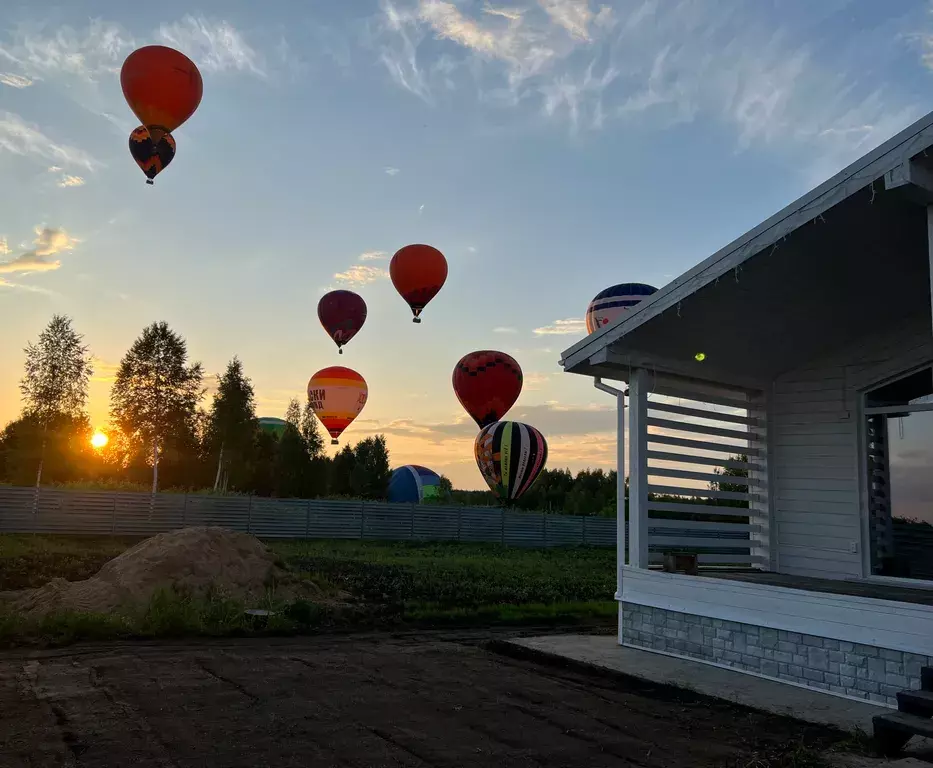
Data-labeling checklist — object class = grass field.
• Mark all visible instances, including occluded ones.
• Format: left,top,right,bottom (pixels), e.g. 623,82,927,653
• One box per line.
0,535,617,646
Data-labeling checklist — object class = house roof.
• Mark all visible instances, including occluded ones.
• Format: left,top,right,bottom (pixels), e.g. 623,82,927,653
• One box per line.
560,110,933,377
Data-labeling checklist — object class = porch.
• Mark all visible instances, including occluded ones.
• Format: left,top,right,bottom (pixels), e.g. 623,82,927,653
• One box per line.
560,108,933,709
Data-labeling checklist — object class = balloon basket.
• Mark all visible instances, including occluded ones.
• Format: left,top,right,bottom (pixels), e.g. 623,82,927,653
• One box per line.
331,439,339,445
412,317,421,324
338,348,343,354
145,179,154,185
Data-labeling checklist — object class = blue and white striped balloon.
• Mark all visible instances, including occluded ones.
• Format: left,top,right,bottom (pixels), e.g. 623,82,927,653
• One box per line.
585,283,657,334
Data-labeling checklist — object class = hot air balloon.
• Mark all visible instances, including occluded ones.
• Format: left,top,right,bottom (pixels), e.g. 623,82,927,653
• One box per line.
257,417,288,438
585,283,658,334
307,366,368,444
389,244,448,323
120,45,203,143
318,290,367,354
128,126,175,184
453,351,523,429
474,421,548,503
388,465,443,504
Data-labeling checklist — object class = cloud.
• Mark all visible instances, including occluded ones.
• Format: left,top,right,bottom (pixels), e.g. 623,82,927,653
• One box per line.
0,73,32,88
90,358,120,383
333,265,389,285
375,0,925,164
384,166,401,175
58,174,85,188
158,16,265,76
418,203,425,213
0,277,56,295
493,326,517,333
0,238,9,256
524,372,551,389
0,112,96,170
0,226,78,275
533,318,585,335
359,250,388,260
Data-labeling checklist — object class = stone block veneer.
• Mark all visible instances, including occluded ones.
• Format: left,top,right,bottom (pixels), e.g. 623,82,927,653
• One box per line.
622,602,933,706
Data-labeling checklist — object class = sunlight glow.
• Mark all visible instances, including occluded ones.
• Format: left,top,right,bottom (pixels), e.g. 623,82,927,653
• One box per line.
91,431,109,449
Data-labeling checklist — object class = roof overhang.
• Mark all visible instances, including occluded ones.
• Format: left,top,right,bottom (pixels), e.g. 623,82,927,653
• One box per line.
561,110,933,390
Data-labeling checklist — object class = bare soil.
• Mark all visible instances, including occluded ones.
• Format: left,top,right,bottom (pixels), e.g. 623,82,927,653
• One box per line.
0,630,842,767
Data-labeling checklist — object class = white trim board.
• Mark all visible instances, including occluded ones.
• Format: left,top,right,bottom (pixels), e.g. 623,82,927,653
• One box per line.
561,110,933,374
621,566,933,656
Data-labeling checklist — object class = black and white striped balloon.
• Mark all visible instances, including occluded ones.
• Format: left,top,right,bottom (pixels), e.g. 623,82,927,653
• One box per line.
474,420,548,502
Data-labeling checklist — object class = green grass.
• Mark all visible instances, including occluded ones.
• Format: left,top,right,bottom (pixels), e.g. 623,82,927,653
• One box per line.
0,535,617,646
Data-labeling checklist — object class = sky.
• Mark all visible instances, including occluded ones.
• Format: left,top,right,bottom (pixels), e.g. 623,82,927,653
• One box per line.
2,0,933,490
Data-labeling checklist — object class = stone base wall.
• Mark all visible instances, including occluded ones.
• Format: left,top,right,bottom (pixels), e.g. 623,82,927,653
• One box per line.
621,602,933,706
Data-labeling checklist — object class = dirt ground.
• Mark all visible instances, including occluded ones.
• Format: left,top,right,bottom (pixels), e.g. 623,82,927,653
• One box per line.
0,630,841,768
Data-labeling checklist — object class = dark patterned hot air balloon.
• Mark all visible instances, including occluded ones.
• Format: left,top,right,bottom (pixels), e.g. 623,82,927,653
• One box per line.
389,244,447,323
128,126,175,184
318,290,367,354
257,417,288,439
120,45,203,143
474,421,548,503
307,366,368,444
453,351,523,429
585,283,657,334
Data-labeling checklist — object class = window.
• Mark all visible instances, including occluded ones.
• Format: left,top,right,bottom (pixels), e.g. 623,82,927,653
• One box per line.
865,366,933,581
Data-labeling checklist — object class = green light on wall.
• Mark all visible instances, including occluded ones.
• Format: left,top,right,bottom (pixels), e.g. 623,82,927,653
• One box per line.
695,352,706,362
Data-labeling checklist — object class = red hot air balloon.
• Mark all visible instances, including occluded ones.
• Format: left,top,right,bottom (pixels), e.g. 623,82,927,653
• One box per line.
128,125,175,185
307,366,368,444
453,351,523,429
121,46,203,143
318,290,367,354
389,244,448,323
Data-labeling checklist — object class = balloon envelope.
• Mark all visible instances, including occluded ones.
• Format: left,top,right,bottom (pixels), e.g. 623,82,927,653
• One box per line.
307,366,368,444
453,351,523,429
128,125,175,183
585,283,657,334
474,421,548,503
257,417,288,438
120,46,203,137
389,244,448,322
388,465,442,504
318,290,367,353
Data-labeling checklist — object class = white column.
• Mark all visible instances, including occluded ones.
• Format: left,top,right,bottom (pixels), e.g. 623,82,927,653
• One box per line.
928,206,933,338
628,368,649,569
616,388,625,598
748,389,772,570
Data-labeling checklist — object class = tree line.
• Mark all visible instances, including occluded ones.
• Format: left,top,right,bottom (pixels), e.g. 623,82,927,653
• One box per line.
0,316,749,516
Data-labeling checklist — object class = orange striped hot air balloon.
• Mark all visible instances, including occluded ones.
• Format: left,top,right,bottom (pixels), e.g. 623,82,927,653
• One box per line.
307,366,368,444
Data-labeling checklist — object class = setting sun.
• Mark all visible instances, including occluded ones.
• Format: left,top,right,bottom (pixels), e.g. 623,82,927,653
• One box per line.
90,431,109,449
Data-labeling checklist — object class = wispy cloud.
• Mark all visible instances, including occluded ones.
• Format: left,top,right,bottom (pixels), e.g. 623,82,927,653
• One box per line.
0,112,96,170
359,250,388,260
158,16,266,76
375,0,925,165
90,358,120,383
0,277,57,295
333,265,389,285
384,166,401,175
493,326,517,333
0,73,32,88
533,318,585,335
0,238,9,256
0,226,78,275
58,174,85,188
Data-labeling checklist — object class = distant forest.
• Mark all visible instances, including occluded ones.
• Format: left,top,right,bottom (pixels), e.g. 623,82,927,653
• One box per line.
1,315,748,516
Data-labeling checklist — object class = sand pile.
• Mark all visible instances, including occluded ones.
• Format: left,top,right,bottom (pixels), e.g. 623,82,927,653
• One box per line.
4,526,318,617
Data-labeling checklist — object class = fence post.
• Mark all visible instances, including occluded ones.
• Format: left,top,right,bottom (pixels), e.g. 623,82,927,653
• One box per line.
360,501,366,539
305,499,311,538
182,493,188,529
111,495,117,535
542,513,547,548
410,503,415,540
247,494,253,534
582,514,588,546
500,507,505,546
457,506,463,542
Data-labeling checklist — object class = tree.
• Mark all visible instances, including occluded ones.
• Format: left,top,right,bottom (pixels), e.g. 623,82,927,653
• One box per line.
329,444,356,496
19,315,93,504
109,322,203,495
350,435,391,500
710,454,750,509
205,358,256,492
300,400,325,459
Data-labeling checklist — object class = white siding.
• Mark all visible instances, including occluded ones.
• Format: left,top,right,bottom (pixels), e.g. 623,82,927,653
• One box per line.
772,314,933,579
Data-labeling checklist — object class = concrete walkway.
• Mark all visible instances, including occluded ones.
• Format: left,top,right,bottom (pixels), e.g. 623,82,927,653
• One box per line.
500,633,888,734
